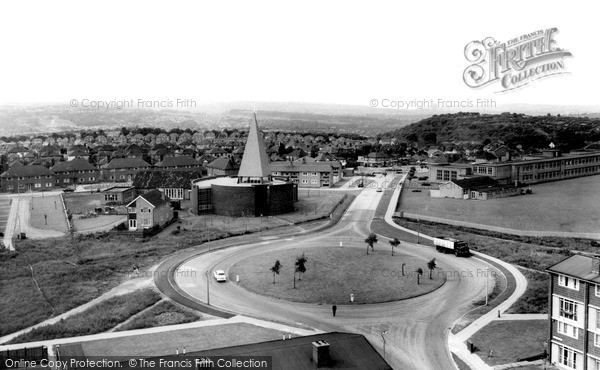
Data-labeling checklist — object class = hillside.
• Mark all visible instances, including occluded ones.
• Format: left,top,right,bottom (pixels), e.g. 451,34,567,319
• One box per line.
383,112,600,151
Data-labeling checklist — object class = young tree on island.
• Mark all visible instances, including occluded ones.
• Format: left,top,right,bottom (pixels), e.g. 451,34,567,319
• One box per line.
270,260,282,284
389,238,401,256
365,233,378,255
294,253,308,288
427,258,437,279
416,268,423,285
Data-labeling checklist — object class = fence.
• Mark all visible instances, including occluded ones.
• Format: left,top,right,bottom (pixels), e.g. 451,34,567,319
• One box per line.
0,346,48,368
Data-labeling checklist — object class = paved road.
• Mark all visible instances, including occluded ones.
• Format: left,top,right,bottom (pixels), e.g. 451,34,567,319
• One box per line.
156,175,492,370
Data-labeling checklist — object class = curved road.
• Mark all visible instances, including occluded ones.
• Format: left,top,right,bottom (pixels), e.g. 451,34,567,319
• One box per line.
156,176,493,370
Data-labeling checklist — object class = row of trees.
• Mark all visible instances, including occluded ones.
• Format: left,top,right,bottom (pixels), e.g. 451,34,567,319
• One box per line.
364,232,437,283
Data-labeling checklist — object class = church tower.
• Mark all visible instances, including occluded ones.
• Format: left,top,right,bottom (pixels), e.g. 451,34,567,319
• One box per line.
237,112,272,184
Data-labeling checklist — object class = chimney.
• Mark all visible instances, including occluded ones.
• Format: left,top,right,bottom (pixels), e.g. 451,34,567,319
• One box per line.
312,340,330,368
592,256,600,275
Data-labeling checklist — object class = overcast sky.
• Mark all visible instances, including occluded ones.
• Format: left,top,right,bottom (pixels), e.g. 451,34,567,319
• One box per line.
0,1,597,110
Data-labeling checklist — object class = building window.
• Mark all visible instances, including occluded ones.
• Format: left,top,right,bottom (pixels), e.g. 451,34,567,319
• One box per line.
34,183,41,188
558,275,579,290
596,284,600,297
559,298,578,321
595,333,600,347
557,321,578,339
301,180,308,184
46,183,52,187
558,345,577,369
302,172,308,176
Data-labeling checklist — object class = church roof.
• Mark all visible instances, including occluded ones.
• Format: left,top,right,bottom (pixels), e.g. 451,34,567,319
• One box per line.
237,112,271,178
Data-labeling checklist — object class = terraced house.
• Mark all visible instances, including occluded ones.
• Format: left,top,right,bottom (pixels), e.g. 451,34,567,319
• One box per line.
547,255,600,370
0,164,55,193
51,158,99,187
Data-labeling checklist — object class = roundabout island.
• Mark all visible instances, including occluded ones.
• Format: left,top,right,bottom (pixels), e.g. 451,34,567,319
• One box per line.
229,245,446,304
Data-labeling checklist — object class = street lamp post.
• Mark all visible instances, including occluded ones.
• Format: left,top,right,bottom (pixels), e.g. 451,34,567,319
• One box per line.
485,267,489,306
416,219,420,244
205,270,210,305
381,330,388,360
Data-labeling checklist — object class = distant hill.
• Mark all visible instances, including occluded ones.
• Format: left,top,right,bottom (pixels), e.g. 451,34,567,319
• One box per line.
382,112,600,151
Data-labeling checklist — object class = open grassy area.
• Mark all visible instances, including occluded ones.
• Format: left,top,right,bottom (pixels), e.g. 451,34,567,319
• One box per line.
0,229,231,337
0,190,353,337
398,174,600,233
507,269,549,314
229,246,445,304
9,289,161,343
116,300,202,331
470,320,548,366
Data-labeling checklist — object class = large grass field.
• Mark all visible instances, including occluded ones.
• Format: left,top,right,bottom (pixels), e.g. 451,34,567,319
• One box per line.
0,190,351,337
398,174,600,233
229,246,445,304
470,320,548,366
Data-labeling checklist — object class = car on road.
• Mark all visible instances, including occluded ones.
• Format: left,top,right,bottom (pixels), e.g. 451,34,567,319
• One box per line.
376,187,382,192
213,270,227,282
63,188,75,193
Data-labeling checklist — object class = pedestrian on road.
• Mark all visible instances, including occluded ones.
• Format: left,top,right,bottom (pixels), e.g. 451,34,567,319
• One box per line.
332,304,337,317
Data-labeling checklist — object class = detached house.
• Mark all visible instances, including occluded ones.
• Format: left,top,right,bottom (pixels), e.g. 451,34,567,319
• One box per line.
51,158,99,187
126,189,173,231
0,165,55,193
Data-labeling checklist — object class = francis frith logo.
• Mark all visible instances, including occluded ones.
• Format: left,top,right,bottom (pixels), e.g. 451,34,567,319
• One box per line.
463,28,572,92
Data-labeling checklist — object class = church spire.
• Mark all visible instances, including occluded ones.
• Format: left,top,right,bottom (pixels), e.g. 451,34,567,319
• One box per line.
237,111,271,183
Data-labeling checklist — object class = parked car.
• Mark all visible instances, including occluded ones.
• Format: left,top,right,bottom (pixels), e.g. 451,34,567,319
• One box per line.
422,182,431,186
63,188,75,193
412,189,422,192
213,270,227,282
376,188,382,192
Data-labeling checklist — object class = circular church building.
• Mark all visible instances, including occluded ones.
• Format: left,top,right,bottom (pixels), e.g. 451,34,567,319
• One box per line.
191,113,297,217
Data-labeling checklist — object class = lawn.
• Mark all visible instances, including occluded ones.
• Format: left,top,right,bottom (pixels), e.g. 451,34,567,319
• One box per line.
470,320,548,366
398,174,600,233
9,289,161,343
116,300,202,331
229,246,445,304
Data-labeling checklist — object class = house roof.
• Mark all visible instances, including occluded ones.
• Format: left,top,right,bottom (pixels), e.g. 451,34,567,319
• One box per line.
127,189,170,208
0,164,54,178
188,332,391,370
237,112,271,178
51,158,97,172
104,157,151,169
547,254,600,283
271,161,338,173
206,156,239,171
155,156,200,167
132,170,203,189
366,152,390,159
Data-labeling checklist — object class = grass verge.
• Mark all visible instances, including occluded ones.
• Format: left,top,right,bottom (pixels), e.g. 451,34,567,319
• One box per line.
9,289,161,343
115,300,201,331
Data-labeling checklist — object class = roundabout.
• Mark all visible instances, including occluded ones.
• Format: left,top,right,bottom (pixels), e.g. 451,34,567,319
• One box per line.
157,175,497,370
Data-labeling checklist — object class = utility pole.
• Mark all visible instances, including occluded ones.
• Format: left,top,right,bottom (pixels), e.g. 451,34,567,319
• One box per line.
416,219,420,244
